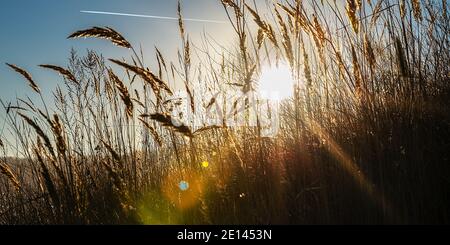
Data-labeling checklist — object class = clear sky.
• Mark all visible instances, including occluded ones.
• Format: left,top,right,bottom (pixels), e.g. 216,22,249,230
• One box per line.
0,0,231,101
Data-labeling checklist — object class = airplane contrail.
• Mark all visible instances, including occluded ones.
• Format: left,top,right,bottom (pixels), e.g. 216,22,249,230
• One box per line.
80,10,227,24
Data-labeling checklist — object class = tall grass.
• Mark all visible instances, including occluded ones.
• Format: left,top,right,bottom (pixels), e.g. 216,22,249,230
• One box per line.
0,0,449,224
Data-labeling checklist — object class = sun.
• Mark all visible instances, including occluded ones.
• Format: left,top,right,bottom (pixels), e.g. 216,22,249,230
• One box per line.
257,63,294,100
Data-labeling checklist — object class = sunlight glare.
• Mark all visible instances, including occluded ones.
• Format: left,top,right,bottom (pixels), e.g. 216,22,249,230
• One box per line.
257,63,294,100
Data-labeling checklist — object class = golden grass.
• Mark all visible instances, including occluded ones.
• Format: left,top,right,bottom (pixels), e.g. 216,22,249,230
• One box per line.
39,65,78,85
0,160,20,190
67,26,132,49
6,63,40,93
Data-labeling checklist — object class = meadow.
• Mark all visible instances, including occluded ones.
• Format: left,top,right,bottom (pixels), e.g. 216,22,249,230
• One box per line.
0,0,449,224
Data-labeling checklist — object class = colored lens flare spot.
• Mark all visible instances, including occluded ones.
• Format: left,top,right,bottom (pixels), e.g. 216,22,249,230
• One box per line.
179,181,189,191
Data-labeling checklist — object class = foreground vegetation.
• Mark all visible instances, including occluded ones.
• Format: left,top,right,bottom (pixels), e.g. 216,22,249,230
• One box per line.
0,0,449,224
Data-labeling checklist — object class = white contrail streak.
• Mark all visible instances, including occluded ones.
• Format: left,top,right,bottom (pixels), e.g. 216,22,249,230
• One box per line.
80,10,227,24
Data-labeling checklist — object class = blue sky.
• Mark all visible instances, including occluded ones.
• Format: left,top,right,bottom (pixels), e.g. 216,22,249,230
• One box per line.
0,0,231,102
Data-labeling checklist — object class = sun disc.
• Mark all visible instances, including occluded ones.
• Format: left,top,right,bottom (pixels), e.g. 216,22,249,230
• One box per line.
257,63,294,100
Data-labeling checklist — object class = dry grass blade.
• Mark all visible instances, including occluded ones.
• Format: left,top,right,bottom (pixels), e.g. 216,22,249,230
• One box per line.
313,15,326,45
134,89,140,101
155,48,167,73
6,63,40,93
370,0,383,27
101,140,121,164
18,112,55,158
335,51,347,79
205,97,217,110
178,1,185,40
37,109,54,132
108,69,134,118
242,64,257,94
132,98,145,108
351,45,363,97
411,0,422,21
246,4,278,47
257,29,265,49
346,0,360,34
400,0,406,19
35,137,67,189
68,26,132,49
275,7,293,67
221,0,242,17
100,161,123,191
18,99,36,112
51,114,66,155
277,2,306,30
39,65,78,84
245,4,264,28
138,118,162,146
364,34,376,71
395,37,409,77
184,36,191,68
193,125,222,135
443,0,447,20
185,81,195,113
6,105,27,114
109,59,172,95
179,1,193,113
146,113,193,138
277,2,295,18
312,15,326,56
35,148,60,209
302,43,313,90
0,160,21,190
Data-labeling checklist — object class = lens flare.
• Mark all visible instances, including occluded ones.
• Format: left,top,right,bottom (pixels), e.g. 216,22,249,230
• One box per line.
162,171,205,210
179,181,189,191
201,161,209,168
